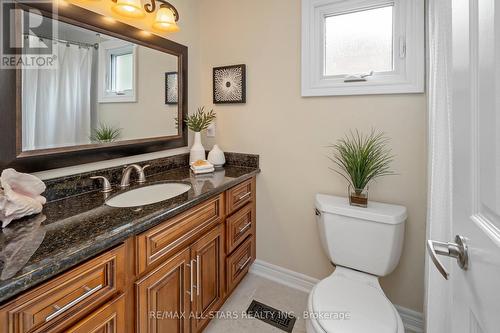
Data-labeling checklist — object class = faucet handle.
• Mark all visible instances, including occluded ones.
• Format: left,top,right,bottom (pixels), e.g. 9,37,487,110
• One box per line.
138,164,150,184
90,176,113,193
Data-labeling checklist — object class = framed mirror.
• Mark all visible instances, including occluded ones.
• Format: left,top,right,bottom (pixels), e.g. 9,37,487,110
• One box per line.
0,2,188,172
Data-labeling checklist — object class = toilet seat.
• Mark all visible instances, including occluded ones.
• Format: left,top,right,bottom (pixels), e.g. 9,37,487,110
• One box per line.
307,269,403,333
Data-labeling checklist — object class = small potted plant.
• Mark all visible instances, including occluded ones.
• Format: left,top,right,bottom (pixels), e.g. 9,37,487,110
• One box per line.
185,107,216,164
90,123,122,143
330,130,395,207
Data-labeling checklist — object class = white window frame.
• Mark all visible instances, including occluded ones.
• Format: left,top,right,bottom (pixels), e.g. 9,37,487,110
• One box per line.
301,0,424,96
98,40,137,103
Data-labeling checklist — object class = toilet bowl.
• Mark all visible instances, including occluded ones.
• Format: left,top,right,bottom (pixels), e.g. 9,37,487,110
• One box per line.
307,194,407,333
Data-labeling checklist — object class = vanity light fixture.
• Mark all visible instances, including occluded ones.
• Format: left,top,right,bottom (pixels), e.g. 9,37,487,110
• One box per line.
111,0,180,32
152,4,179,32
111,0,145,18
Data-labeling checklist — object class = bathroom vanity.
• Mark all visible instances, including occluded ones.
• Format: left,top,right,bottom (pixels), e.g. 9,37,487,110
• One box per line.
0,155,258,333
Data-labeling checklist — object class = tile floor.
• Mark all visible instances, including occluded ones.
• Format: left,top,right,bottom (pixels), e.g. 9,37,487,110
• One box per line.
204,273,417,333
204,273,308,333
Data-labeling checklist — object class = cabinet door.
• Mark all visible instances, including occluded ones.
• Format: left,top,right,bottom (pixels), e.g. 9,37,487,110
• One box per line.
65,295,125,333
135,248,191,333
190,224,225,332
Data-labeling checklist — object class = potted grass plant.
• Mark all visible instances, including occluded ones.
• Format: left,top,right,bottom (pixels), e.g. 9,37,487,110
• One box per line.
90,123,122,143
185,107,216,164
330,130,395,207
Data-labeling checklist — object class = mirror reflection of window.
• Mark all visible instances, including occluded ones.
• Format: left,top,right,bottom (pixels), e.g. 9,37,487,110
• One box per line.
99,41,137,102
113,52,133,92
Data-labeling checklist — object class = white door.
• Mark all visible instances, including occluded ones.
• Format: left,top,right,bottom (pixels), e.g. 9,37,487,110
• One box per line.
426,0,500,332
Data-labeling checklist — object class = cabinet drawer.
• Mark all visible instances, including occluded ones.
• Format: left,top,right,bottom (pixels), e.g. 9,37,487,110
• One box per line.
226,236,254,294
226,178,254,216
65,294,125,333
0,245,125,333
136,194,224,275
226,203,254,254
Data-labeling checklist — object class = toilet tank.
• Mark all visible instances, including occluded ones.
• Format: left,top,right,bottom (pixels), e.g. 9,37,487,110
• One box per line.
315,194,407,277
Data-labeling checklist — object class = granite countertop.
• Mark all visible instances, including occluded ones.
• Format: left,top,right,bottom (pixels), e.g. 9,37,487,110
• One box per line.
0,165,259,304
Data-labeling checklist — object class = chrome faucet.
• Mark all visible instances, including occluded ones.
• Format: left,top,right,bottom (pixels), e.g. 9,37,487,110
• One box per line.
120,164,150,188
90,176,113,193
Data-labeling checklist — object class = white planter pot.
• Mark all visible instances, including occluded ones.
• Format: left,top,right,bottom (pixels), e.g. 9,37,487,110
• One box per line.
190,132,206,164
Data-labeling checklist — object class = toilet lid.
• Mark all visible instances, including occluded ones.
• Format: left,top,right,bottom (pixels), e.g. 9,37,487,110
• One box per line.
311,274,398,333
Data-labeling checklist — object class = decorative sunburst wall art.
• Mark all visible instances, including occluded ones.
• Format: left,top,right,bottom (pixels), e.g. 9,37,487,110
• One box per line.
165,72,178,105
213,64,246,104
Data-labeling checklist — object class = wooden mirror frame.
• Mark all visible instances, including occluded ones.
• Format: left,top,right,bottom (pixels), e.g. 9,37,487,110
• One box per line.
0,2,188,172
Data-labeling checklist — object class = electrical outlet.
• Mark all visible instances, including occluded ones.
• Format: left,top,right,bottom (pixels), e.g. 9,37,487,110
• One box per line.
207,123,216,137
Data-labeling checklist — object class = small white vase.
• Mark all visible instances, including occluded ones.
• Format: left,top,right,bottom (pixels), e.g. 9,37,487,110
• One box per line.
208,145,226,167
190,132,206,164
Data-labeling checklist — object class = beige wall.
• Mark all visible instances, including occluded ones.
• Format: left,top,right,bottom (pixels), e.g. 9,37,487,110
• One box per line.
199,0,427,312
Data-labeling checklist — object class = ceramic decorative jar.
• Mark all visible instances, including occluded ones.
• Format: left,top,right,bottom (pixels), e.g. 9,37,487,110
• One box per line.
207,145,226,168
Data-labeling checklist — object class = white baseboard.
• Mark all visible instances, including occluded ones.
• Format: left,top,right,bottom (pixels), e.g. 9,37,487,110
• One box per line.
249,259,424,333
249,259,318,293
394,305,424,333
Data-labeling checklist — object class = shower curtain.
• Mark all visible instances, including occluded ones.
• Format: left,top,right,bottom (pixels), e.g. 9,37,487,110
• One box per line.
425,0,453,332
22,37,93,151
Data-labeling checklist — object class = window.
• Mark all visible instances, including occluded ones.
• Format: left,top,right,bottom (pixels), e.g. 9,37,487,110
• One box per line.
110,51,133,92
98,41,137,103
302,0,424,96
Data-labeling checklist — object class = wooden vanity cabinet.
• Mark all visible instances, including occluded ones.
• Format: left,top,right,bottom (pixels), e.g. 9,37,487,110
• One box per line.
135,248,192,333
190,224,225,332
0,176,256,333
134,177,256,333
135,221,226,333
0,245,126,333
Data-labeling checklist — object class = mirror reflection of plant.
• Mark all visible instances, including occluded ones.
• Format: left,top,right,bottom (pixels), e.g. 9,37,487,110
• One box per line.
184,107,216,132
330,129,395,194
90,123,122,143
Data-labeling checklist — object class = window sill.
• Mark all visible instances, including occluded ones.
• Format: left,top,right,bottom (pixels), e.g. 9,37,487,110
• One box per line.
98,94,137,103
301,77,425,96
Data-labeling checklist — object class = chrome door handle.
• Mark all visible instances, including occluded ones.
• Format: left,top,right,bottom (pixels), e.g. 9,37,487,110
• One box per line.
238,256,252,271
238,192,251,201
238,222,252,234
427,235,469,280
196,255,200,296
45,284,102,322
187,259,194,302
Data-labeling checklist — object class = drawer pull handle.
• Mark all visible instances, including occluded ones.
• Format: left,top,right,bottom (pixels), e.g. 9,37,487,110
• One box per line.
238,257,252,271
45,284,102,322
237,192,251,201
196,255,201,296
238,222,252,234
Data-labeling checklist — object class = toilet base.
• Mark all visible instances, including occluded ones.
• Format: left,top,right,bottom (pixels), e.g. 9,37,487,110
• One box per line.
305,268,405,333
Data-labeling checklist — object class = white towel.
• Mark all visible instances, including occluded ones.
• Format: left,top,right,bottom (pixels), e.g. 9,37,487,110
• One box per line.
191,166,215,174
190,160,215,171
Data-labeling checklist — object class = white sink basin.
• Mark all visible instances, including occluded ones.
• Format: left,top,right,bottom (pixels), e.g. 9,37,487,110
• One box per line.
106,182,191,208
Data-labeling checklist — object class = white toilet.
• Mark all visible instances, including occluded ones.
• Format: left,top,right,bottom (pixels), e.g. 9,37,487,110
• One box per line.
307,194,407,333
